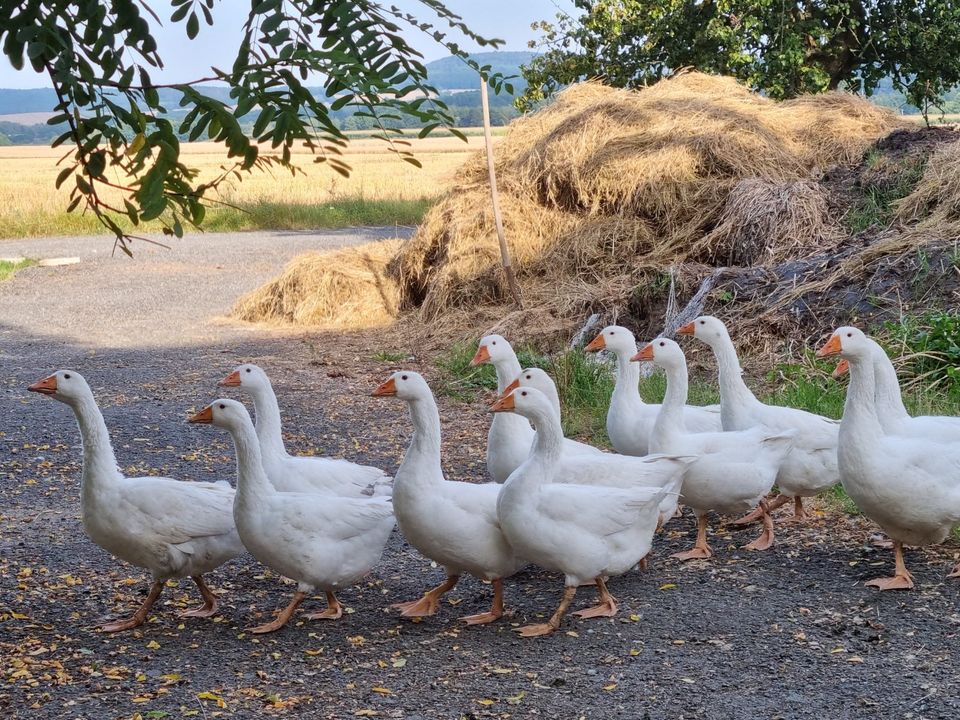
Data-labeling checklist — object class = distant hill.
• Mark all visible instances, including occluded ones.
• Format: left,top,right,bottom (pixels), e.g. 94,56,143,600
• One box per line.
423,51,534,90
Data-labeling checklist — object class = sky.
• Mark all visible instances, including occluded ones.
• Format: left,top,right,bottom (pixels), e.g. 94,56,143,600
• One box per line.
0,0,575,89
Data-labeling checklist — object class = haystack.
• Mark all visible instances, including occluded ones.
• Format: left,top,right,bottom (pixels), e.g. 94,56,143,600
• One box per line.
234,238,402,329
391,73,899,323
235,72,904,339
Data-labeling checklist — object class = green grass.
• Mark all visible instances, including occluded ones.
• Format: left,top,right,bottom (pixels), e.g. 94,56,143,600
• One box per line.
843,153,926,234
0,257,36,281
0,196,435,238
373,350,408,363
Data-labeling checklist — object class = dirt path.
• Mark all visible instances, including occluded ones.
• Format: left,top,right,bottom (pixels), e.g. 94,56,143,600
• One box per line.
1,231,959,719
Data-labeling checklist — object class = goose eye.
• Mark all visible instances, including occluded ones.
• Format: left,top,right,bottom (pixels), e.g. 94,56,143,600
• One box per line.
218,403,225,409
492,341,497,345
521,391,527,396
846,333,852,337
610,331,615,335
64,373,71,379
699,320,705,324
659,341,665,346
245,368,251,373
525,374,531,379
401,374,408,380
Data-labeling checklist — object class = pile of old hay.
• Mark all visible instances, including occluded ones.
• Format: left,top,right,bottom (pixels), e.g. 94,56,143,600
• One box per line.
234,72,903,340
389,73,899,329
234,238,402,330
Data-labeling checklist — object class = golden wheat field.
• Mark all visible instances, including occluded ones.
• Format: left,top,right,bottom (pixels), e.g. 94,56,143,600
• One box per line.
0,135,488,239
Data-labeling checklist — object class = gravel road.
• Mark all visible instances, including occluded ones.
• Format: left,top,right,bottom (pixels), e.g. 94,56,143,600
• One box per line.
1,229,959,720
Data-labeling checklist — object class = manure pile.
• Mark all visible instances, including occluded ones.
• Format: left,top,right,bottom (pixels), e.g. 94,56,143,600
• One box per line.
236,73,960,347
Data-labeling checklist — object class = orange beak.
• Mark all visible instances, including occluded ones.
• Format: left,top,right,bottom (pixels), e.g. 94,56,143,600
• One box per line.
489,392,515,413
28,375,58,395
816,334,842,358
188,405,214,424
470,344,491,366
500,377,520,400
220,370,241,387
632,343,655,362
372,377,397,397
677,322,695,335
584,334,605,352
832,358,850,379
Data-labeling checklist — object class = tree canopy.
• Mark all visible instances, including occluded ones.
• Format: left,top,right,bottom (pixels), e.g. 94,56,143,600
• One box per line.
0,0,510,251
520,1,960,116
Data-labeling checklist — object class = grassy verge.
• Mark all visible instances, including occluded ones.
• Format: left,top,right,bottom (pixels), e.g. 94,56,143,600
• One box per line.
0,196,436,239
0,257,37,281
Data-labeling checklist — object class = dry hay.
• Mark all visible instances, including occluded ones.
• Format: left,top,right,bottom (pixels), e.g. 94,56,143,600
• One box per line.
895,139,960,228
389,73,900,326
700,179,842,266
233,238,403,330
236,72,904,340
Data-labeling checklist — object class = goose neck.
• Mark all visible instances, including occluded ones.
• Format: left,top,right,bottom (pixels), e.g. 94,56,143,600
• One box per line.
842,354,883,441
873,354,908,420
228,417,274,504
247,384,287,459
71,395,121,498
399,395,443,480
529,406,564,464
492,356,523,394
712,335,757,408
612,348,644,406
654,360,688,443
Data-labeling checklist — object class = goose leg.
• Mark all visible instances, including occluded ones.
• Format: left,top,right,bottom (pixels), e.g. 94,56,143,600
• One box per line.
743,500,775,551
779,496,810,525
515,585,577,637
248,591,306,633
865,541,915,590
391,574,460,618
729,494,790,525
460,578,505,626
305,591,343,620
572,577,618,618
100,580,164,633
178,575,219,619
671,514,713,560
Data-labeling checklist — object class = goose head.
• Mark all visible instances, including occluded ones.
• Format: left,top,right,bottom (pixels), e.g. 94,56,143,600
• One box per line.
27,370,91,406
678,315,731,347
371,370,432,402
220,363,272,392
632,337,685,371
489,386,553,425
817,326,870,362
188,398,252,431
503,367,553,396
471,334,513,367
585,325,636,356
832,358,850,379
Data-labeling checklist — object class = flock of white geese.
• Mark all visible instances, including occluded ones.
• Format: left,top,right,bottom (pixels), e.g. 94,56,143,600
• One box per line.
26,316,960,638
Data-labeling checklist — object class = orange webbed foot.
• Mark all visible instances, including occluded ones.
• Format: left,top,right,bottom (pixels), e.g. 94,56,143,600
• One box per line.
178,600,219,619
391,595,441,618
460,610,502,626
513,622,557,638
865,574,914,591
99,616,146,633
572,598,617,619
671,546,713,561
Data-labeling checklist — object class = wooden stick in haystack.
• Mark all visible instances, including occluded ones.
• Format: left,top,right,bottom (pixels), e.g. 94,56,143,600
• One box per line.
480,76,523,309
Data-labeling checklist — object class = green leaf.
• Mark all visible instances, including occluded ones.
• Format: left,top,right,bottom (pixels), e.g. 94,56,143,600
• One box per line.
186,11,200,40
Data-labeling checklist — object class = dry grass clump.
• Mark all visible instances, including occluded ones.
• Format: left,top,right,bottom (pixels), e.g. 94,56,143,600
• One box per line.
234,238,403,330
389,73,900,322
894,139,960,227
700,179,842,266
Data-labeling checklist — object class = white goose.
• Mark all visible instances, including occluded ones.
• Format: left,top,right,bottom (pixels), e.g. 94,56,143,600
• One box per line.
220,364,391,496
492,387,687,637
509,366,689,524
190,399,394,632
585,325,721,456
680,316,839,522
636,339,795,559
371,371,525,624
833,341,960,442
818,327,960,589
28,371,243,632
471,335,601,483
